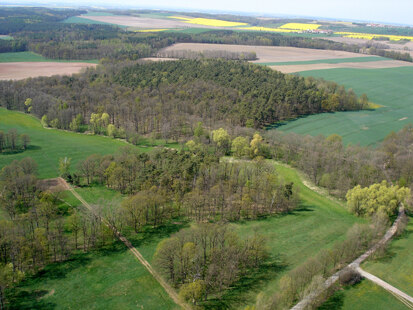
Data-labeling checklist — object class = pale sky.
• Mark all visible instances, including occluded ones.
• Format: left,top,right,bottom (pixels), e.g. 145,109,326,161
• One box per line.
7,0,413,25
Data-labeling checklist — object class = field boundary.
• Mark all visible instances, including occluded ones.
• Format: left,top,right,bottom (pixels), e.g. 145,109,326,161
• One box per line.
62,178,190,310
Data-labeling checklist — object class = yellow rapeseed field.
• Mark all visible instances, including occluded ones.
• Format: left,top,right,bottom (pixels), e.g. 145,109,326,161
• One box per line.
134,29,168,32
239,26,297,33
169,16,247,27
280,23,321,30
336,32,413,41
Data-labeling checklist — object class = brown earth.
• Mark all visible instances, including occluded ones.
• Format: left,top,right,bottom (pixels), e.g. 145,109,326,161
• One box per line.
80,15,209,29
37,178,71,193
159,43,373,63
322,36,413,57
270,59,413,73
0,62,97,80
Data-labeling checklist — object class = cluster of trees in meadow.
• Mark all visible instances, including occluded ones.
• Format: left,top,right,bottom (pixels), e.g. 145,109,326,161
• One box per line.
0,158,115,307
0,59,368,141
0,129,30,153
154,224,269,305
72,143,297,224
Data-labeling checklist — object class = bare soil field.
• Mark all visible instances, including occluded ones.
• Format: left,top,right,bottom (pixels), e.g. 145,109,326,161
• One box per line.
323,36,413,57
79,15,208,29
272,59,413,73
0,62,97,80
159,43,373,63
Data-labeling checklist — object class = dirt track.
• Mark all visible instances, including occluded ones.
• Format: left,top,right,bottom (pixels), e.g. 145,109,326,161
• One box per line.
0,62,97,80
62,178,189,310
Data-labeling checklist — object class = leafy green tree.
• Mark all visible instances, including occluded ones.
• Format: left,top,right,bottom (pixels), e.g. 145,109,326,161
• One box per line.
41,115,49,127
179,280,206,305
346,181,410,217
0,263,24,309
59,157,72,178
24,98,32,113
212,128,231,155
231,136,250,158
107,124,116,138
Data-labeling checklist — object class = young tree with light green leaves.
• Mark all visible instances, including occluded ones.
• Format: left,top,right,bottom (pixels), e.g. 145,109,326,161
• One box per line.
346,180,410,217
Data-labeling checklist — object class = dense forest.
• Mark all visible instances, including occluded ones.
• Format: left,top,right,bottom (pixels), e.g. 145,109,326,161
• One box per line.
0,59,368,140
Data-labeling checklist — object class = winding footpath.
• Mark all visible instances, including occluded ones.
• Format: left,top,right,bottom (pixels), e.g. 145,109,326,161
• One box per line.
291,206,413,310
60,178,190,310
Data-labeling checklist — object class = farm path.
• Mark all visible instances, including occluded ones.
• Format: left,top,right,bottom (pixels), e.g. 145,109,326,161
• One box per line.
291,207,410,310
60,178,190,310
356,267,413,309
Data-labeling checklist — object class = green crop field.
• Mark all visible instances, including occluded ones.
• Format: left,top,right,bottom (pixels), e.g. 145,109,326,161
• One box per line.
257,56,386,66
0,108,178,178
275,66,413,146
0,51,98,63
320,280,409,310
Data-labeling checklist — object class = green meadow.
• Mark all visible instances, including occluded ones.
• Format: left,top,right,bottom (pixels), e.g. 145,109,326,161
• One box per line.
0,108,177,178
320,280,409,310
276,66,413,146
363,216,413,296
0,51,98,63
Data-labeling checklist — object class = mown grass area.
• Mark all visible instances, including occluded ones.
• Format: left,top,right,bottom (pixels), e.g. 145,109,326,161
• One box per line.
257,56,385,66
6,242,179,310
0,51,98,63
200,162,363,309
6,186,180,310
0,108,179,178
320,280,409,310
277,66,413,146
362,216,413,296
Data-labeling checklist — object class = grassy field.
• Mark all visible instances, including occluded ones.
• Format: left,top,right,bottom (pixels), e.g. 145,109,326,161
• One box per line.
276,66,413,146
320,280,409,310
362,216,413,296
0,35,13,40
6,186,180,310
202,162,364,309
0,52,98,63
257,56,385,66
0,108,178,178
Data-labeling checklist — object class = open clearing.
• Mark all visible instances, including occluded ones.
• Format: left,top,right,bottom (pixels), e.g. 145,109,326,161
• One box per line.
0,108,179,178
0,62,97,80
276,66,413,146
159,43,374,63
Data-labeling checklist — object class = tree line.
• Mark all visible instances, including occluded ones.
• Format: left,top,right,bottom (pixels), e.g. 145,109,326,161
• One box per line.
0,129,30,153
0,158,115,308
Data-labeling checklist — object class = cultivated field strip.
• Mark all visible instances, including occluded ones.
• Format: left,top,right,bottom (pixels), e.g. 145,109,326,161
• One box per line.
63,178,190,310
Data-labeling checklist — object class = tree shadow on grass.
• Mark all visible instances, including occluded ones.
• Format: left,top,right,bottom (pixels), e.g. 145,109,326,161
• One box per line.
203,255,288,309
6,241,128,309
6,289,55,310
317,290,344,310
125,220,190,249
